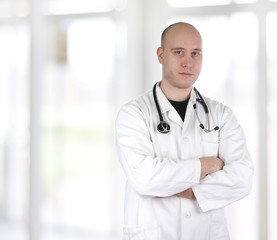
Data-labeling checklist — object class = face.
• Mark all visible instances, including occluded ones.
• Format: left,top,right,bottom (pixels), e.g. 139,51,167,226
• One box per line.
157,24,203,91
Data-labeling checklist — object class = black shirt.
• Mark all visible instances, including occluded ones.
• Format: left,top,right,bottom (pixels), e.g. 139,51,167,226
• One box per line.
169,98,190,121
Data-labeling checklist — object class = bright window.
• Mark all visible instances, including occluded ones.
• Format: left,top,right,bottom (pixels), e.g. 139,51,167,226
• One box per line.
0,23,29,239
46,0,125,14
167,0,231,8
41,18,120,239
167,0,257,7
233,0,256,3
267,11,277,240
0,0,28,17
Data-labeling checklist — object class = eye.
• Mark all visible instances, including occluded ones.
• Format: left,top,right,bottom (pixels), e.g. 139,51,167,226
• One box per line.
175,51,183,56
192,52,200,57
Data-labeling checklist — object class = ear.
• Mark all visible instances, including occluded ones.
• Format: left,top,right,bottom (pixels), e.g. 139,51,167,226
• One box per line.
157,47,164,64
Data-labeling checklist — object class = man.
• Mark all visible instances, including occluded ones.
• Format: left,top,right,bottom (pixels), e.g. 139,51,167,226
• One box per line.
115,22,254,240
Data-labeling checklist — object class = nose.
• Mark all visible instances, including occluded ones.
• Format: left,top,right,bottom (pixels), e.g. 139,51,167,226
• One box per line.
181,56,192,68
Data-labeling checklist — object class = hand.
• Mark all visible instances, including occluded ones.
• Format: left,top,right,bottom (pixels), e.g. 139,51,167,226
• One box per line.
200,157,224,180
174,188,196,200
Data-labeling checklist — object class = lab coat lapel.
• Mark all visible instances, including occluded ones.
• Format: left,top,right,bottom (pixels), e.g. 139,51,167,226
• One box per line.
182,88,197,133
168,107,183,128
156,84,185,128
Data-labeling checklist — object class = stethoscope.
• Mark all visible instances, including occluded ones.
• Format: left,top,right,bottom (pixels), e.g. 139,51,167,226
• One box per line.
153,82,219,134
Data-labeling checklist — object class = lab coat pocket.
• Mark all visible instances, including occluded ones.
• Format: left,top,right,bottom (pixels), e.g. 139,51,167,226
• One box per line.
201,131,219,157
210,210,230,240
123,225,160,240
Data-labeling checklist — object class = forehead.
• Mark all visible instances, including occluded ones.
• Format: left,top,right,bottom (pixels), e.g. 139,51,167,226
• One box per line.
164,25,202,49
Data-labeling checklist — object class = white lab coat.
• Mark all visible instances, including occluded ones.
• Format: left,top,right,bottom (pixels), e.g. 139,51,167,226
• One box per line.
115,84,254,240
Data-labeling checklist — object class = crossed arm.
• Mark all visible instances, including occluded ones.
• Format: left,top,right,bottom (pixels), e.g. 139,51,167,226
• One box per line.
174,156,224,200
117,103,253,210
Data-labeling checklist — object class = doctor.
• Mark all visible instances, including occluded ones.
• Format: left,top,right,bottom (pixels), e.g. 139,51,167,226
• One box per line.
115,22,254,240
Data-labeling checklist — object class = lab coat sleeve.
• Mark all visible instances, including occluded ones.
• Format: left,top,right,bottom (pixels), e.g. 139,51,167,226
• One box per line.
192,107,254,212
116,102,201,197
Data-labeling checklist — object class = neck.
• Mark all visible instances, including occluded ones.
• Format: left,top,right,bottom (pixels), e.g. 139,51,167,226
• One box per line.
160,80,192,101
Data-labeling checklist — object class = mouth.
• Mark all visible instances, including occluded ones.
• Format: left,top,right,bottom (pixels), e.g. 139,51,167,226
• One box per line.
179,72,193,76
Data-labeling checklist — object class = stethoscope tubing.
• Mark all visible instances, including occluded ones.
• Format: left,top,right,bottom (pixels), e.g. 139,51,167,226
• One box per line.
153,82,219,134
153,83,171,133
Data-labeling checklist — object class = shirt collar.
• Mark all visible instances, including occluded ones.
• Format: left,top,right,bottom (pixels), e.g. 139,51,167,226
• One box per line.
155,82,197,114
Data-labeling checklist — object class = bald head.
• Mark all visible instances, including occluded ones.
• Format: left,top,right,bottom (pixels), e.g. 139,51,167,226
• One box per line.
157,22,203,98
161,22,202,49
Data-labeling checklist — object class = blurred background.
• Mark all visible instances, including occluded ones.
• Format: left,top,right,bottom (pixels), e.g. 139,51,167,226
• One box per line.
0,0,276,239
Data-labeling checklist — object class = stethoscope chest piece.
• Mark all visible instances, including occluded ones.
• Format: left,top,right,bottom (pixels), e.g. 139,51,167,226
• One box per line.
157,121,170,134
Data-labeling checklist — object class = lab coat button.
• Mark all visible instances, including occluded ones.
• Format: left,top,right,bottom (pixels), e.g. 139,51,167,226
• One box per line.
185,211,192,218
183,137,189,142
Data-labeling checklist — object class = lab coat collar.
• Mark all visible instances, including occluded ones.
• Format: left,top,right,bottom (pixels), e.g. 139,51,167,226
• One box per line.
155,83,171,114
155,83,197,128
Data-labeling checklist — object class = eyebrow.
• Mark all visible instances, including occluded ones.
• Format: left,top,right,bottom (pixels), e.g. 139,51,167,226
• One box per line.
171,47,202,51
